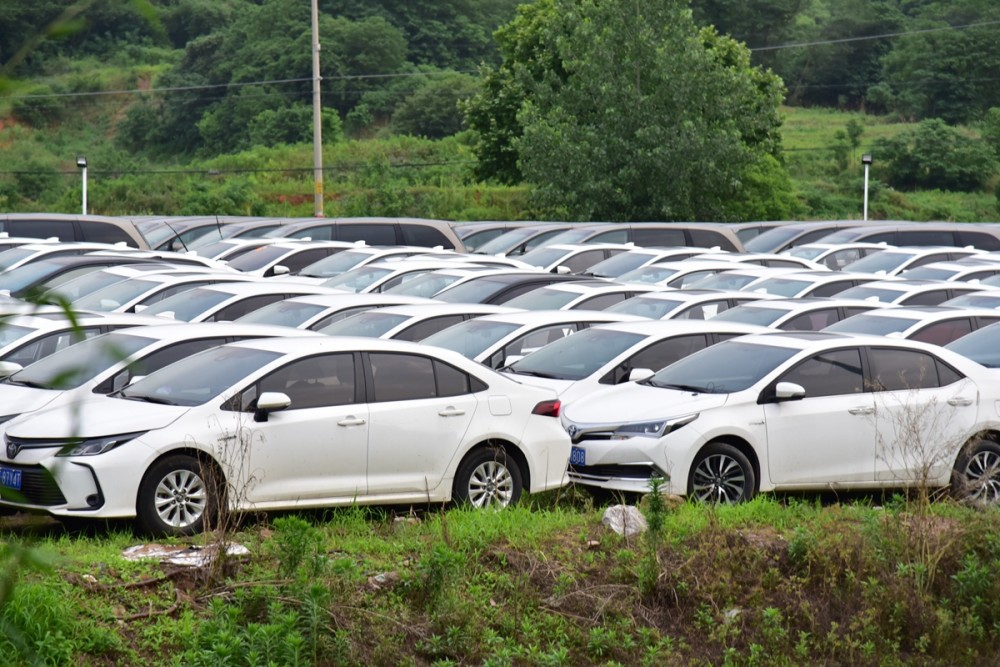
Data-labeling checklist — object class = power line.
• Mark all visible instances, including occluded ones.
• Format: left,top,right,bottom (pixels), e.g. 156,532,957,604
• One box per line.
749,19,1000,52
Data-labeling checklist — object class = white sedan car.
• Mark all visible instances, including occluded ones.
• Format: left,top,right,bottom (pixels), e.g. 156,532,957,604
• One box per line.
562,332,1000,505
0,337,570,535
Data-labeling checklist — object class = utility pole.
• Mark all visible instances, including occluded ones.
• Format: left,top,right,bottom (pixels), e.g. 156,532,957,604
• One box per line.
311,0,324,217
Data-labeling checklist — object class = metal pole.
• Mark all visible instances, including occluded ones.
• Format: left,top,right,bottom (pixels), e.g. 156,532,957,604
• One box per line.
311,0,324,217
81,165,87,215
862,163,869,222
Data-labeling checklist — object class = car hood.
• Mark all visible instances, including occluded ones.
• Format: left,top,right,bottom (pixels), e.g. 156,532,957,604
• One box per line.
562,383,730,425
5,396,189,440
0,384,61,419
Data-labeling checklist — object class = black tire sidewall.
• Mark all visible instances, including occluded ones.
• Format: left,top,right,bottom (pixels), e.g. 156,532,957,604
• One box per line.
453,446,523,507
952,438,1000,504
687,441,756,503
137,454,217,537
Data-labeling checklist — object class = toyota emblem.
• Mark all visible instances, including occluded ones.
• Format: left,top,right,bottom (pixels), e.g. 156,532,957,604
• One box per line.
6,441,19,460
567,425,579,438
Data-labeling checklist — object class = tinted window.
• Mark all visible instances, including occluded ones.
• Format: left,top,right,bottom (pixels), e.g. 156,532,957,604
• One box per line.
810,281,856,297
95,337,232,394
506,327,644,381
689,229,737,251
563,250,607,273
632,228,685,247
401,224,454,249
435,360,477,396
777,348,863,397
308,306,372,330
957,230,1000,251
254,353,356,409
902,290,951,306
779,308,841,331
4,327,103,366
600,335,709,384
909,319,973,345
673,300,729,320
868,348,941,390
337,224,397,245
289,225,332,240
897,230,956,246
209,295,285,321
394,315,465,342
575,293,626,310
370,353,436,401
279,248,339,274
589,230,629,244
81,221,136,246
8,219,76,241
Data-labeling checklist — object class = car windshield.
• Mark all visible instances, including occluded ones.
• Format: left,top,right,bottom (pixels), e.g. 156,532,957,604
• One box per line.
192,240,244,258
317,311,409,337
422,319,521,359
585,253,652,277
0,248,39,272
434,276,513,303
744,228,804,253
225,245,293,272
120,345,282,406
712,306,787,326
900,267,958,281
74,278,162,310
141,287,232,321
321,266,394,292
836,286,903,302
686,272,758,290
645,341,798,393
519,247,569,270
504,327,644,381
43,269,133,301
298,250,375,278
383,272,459,297
842,251,915,274
606,296,685,319
946,325,1000,368
8,332,155,390
943,294,1000,308
0,259,68,294
617,265,680,284
745,277,813,297
504,288,579,310
541,229,596,246
236,301,326,327
823,314,918,335
139,224,180,248
0,324,36,349
785,246,825,260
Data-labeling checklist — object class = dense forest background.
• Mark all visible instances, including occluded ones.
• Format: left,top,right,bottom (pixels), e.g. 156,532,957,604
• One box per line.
2,0,1000,221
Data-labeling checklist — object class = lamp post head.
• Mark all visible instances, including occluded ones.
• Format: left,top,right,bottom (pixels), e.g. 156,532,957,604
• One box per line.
861,154,872,165
76,156,87,169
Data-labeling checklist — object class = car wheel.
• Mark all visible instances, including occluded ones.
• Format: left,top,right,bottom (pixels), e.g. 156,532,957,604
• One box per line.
137,455,221,537
952,439,1000,507
453,446,523,509
687,442,755,503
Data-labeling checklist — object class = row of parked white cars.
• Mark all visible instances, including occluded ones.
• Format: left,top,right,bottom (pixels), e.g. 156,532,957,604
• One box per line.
0,220,999,536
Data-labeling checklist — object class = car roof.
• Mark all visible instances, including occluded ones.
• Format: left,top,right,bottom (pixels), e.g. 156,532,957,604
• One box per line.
110,321,324,341
454,309,648,326
588,319,769,337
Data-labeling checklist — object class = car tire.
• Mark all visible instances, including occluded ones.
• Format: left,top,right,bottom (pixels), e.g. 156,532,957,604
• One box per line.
687,441,756,503
453,445,523,509
951,438,1000,507
137,455,222,537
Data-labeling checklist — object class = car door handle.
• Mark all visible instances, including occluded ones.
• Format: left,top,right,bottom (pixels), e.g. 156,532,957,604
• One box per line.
337,417,366,427
848,406,874,415
948,397,974,407
438,408,466,417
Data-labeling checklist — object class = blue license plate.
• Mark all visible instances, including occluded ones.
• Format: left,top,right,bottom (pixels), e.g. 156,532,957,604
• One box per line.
0,467,22,491
569,446,586,466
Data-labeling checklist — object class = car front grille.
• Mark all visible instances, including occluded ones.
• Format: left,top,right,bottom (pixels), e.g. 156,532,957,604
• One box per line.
569,463,659,480
0,464,67,506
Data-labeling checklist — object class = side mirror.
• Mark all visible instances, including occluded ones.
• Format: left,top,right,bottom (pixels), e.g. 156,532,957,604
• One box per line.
554,265,571,275
271,264,290,276
773,381,806,402
254,391,291,422
628,368,654,382
0,361,23,379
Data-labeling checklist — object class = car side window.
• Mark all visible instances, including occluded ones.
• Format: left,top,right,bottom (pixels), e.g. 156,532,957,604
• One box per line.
80,221,137,246
902,290,950,307
777,348,863,398
252,353,357,409
674,301,728,320
810,281,856,298
210,295,286,321
505,324,578,359
909,319,973,346
369,353,437,401
563,250,606,273
600,335,708,384
401,224,454,249
867,347,944,391
394,315,465,342
576,293,626,310
780,308,841,331
337,224,397,245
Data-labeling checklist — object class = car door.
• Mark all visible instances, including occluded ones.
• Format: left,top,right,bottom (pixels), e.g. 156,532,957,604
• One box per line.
867,347,978,483
763,347,877,485
231,352,369,502
364,352,478,496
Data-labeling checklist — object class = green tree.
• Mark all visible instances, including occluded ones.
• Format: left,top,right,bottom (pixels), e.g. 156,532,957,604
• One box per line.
464,0,789,221
982,107,1000,159
872,118,996,192
391,72,477,139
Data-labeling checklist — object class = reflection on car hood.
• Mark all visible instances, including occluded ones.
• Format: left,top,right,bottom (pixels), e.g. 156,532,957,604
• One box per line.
0,384,61,418
563,383,730,425
5,396,189,439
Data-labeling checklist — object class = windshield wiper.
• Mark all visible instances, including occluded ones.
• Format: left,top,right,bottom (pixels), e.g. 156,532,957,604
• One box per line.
646,381,707,392
121,393,176,405
502,368,561,379
4,378,51,389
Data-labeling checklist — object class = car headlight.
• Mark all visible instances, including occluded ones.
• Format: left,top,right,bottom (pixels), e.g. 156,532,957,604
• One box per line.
56,431,147,457
613,414,698,439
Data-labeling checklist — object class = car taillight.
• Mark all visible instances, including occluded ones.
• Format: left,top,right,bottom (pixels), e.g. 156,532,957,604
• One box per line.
532,399,561,418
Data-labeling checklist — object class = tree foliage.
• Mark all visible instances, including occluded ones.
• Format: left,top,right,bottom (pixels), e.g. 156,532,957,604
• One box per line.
464,0,790,221
872,118,996,192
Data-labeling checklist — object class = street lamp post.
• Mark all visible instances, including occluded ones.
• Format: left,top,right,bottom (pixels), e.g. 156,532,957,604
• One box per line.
861,153,872,222
76,156,88,215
